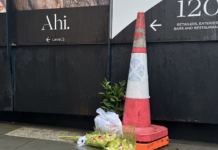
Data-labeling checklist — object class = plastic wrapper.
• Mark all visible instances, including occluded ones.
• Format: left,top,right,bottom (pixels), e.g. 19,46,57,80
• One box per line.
94,108,123,137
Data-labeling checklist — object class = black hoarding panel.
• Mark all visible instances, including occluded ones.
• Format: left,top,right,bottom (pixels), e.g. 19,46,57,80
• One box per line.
14,6,109,45
112,42,218,124
0,13,6,46
15,45,108,115
0,47,13,111
111,44,132,84
113,0,218,43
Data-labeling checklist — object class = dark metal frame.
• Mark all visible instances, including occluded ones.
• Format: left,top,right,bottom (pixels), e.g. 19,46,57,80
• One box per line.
6,0,14,110
108,0,113,82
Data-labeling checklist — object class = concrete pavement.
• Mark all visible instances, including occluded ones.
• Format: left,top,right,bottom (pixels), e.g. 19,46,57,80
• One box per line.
0,122,217,150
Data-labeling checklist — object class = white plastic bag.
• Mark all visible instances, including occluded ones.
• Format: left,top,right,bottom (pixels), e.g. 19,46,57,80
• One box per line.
94,108,123,137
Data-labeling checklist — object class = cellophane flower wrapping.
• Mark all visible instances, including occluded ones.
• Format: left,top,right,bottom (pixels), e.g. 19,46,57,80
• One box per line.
89,125,136,150
104,125,136,150
59,125,136,150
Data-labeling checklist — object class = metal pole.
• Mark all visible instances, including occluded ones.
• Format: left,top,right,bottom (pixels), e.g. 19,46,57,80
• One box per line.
108,0,113,82
6,0,15,109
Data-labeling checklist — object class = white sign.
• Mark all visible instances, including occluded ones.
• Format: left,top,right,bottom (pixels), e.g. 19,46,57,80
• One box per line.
0,1,6,13
111,0,162,39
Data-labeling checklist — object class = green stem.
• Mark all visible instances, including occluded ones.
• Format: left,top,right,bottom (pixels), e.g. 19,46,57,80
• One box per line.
58,136,82,142
115,100,119,112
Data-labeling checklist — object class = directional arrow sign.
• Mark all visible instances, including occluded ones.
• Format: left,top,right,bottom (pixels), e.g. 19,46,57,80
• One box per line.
150,20,162,31
46,37,50,43
111,0,163,39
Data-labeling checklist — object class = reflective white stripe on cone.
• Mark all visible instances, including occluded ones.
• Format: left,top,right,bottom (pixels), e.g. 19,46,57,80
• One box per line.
126,53,150,99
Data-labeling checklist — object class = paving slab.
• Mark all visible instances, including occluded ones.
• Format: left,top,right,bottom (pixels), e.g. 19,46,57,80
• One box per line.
160,143,218,150
16,139,98,150
0,122,21,135
6,127,87,143
0,135,33,150
159,140,218,150
15,139,218,150
0,122,218,150
170,139,218,147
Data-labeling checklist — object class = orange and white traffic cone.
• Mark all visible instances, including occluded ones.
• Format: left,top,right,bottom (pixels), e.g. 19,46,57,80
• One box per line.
122,12,169,150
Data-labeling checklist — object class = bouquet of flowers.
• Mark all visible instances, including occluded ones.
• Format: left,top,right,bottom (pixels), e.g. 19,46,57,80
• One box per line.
59,108,136,150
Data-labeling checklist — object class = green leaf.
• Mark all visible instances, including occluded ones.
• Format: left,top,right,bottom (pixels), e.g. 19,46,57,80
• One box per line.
100,83,106,88
106,82,110,86
104,78,108,83
110,109,116,113
106,92,112,95
117,88,122,93
110,98,115,102
114,84,118,90
103,102,111,107
99,92,105,95
112,96,118,101
118,93,124,98
102,99,108,103
120,80,126,86
108,104,115,108
101,106,107,109
117,107,124,111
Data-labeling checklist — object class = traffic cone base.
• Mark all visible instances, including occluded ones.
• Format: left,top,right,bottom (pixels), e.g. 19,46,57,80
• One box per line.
123,99,168,142
135,124,168,142
136,136,169,150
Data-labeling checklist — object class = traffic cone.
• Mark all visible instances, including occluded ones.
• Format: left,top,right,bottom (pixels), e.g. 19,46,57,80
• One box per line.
122,12,169,149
